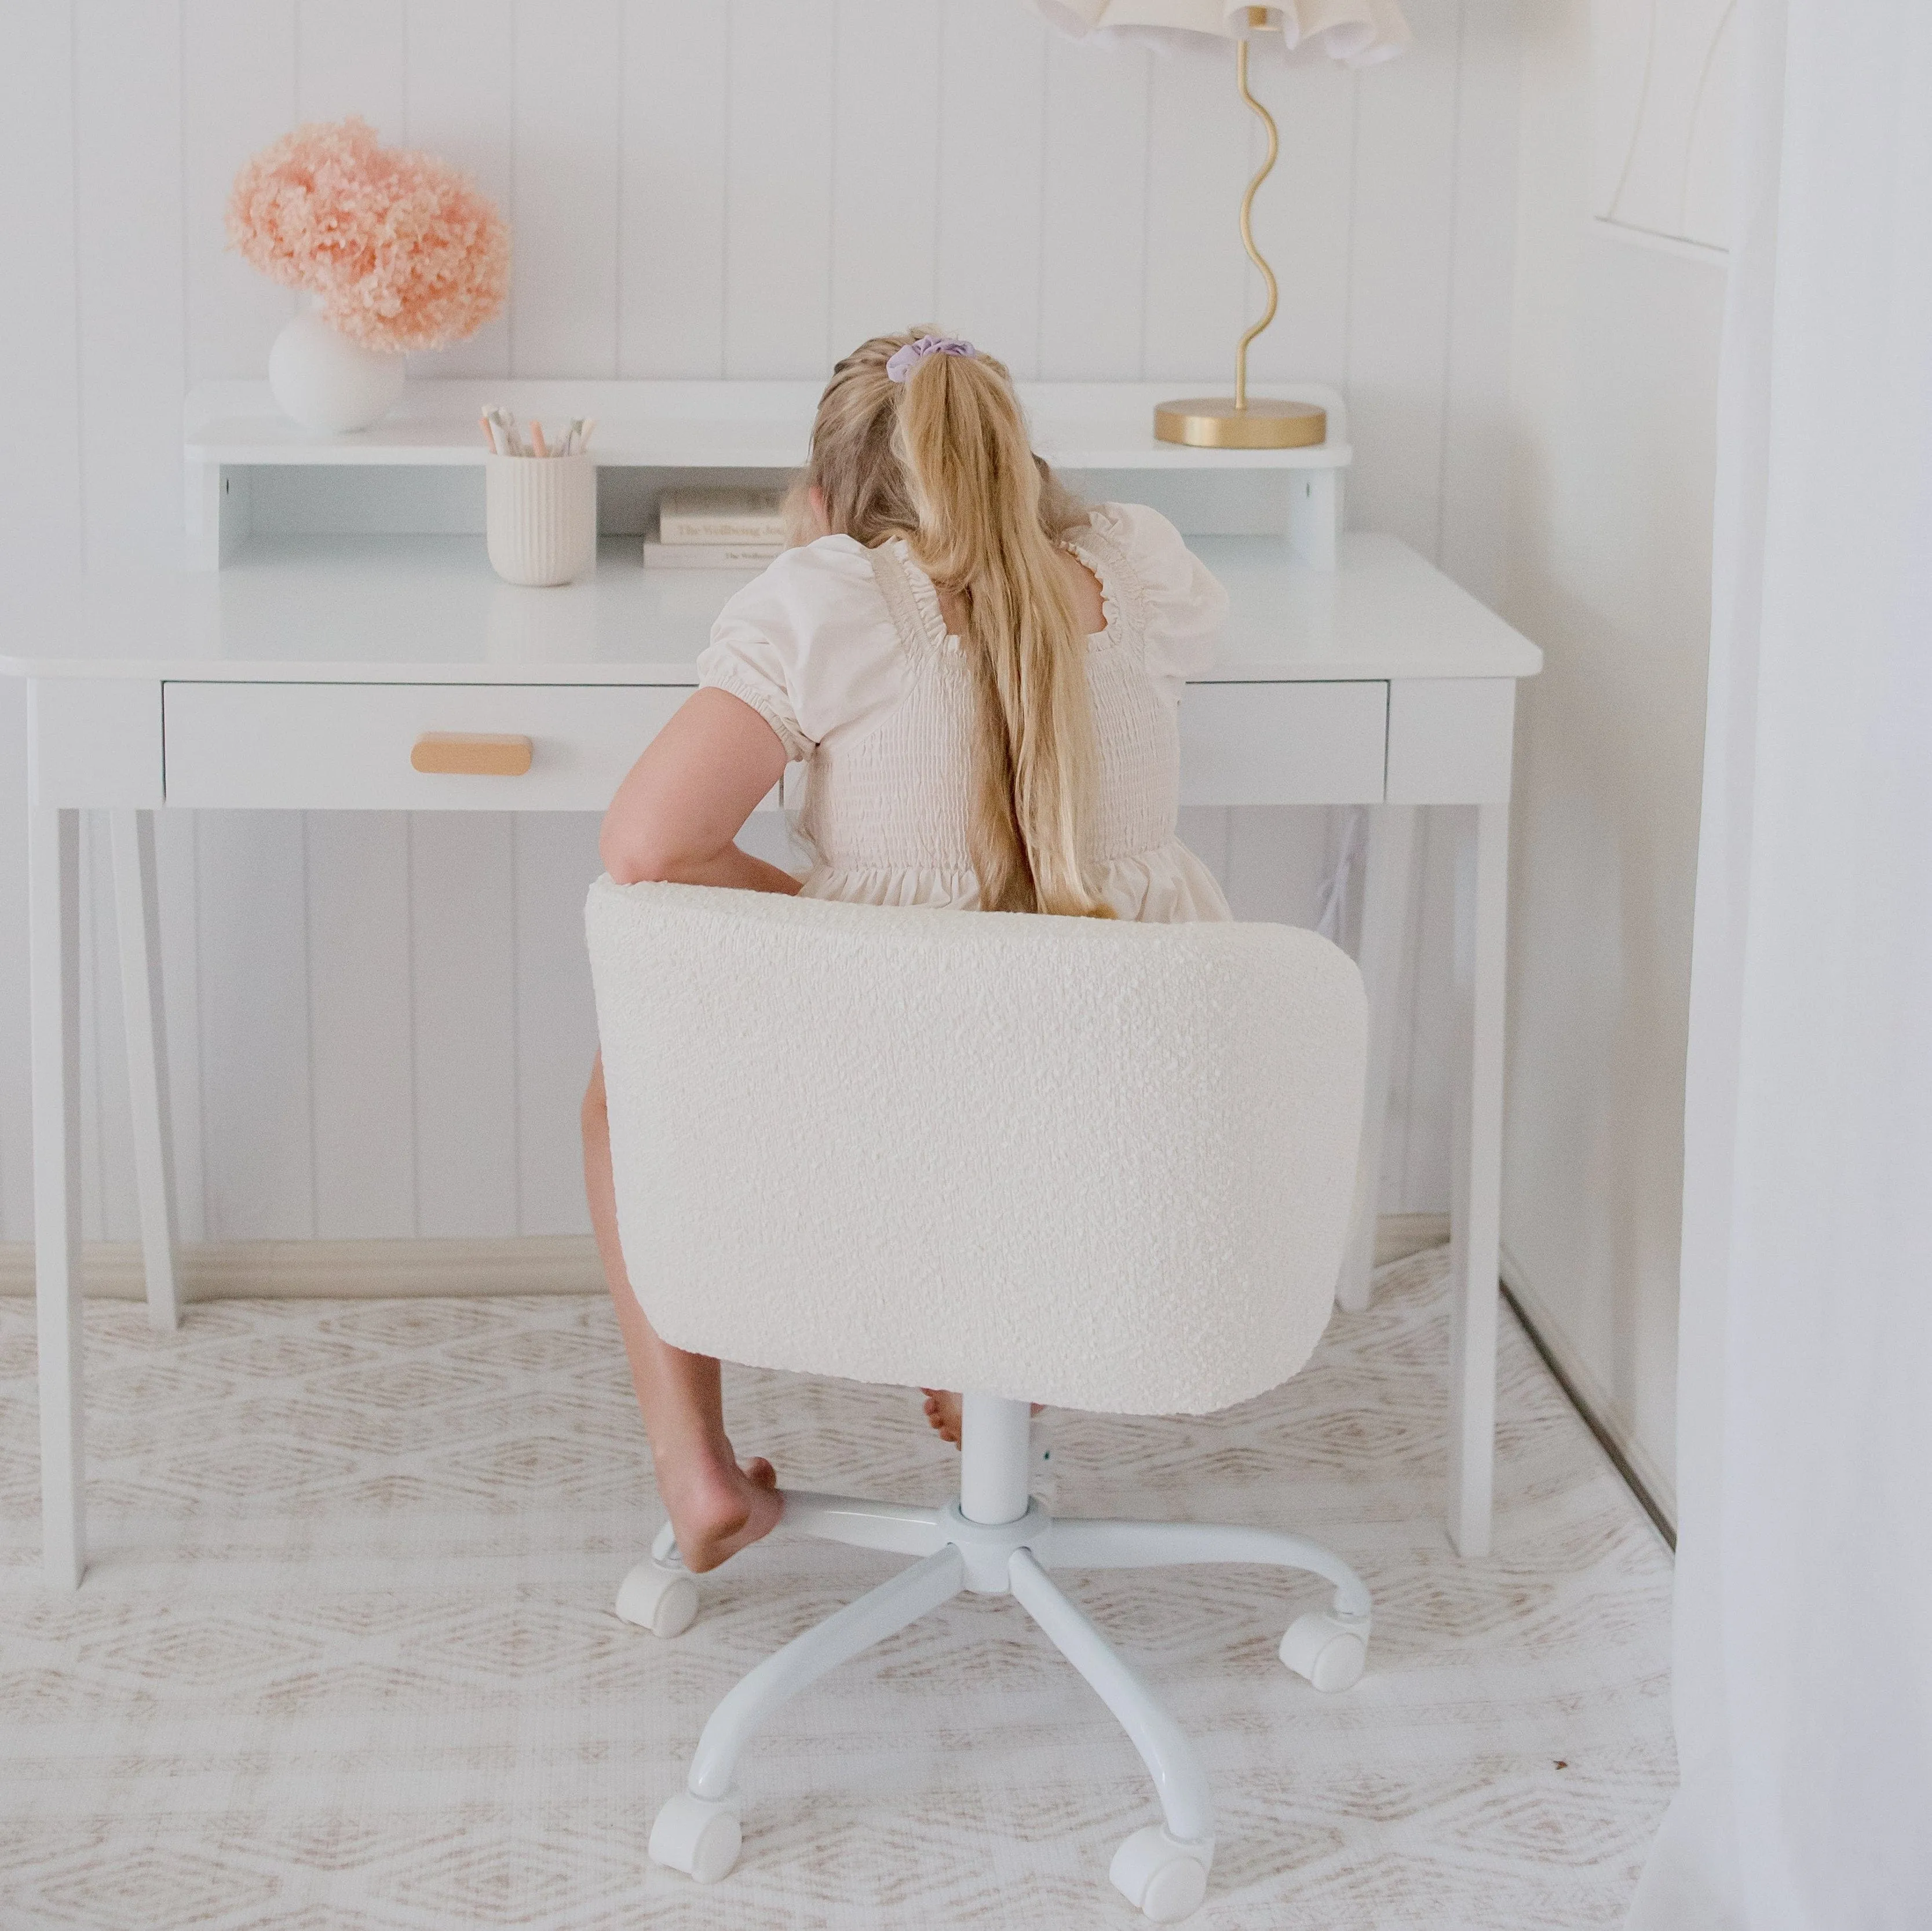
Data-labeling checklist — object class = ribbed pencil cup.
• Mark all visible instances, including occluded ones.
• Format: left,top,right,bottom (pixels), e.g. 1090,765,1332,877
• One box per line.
485,454,597,586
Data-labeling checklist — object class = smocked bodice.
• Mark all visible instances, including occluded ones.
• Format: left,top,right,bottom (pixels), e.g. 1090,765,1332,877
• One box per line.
696,502,1232,922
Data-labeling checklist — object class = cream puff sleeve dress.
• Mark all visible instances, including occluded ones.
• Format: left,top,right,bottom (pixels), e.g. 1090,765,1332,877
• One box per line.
694,502,1232,923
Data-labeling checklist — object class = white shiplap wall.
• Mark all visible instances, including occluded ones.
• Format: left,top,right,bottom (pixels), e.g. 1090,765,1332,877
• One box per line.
0,0,1520,1250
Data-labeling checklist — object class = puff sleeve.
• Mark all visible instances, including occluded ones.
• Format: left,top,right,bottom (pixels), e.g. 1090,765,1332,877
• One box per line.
1090,502,1229,698
695,536,903,762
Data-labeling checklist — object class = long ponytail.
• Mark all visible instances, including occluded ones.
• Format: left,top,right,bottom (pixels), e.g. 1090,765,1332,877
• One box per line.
802,330,1106,917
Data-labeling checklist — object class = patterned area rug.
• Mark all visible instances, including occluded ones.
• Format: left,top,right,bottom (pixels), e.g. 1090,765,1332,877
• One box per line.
0,1249,1674,1929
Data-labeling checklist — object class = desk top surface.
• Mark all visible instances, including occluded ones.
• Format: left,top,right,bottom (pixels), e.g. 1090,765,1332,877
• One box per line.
1,532,1542,686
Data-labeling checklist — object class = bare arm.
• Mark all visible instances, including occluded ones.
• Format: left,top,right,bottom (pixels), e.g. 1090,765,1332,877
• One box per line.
600,686,800,894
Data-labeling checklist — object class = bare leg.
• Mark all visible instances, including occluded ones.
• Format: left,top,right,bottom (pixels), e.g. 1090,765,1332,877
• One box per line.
583,1058,782,1572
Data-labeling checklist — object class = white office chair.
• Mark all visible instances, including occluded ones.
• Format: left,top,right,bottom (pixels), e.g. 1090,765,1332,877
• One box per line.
587,879,1371,1925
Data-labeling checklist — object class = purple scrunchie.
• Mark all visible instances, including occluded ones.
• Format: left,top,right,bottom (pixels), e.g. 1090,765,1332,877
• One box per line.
886,334,977,382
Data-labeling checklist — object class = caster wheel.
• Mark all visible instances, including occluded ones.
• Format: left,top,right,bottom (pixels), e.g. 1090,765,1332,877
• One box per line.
1109,1824,1214,1923
648,1789,742,1884
615,1558,699,1639
1279,1607,1369,1692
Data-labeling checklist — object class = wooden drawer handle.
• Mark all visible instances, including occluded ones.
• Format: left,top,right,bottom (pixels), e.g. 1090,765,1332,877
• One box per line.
411,732,533,777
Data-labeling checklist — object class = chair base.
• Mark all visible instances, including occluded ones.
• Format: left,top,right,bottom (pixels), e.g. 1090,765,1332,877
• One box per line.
620,1398,1372,1924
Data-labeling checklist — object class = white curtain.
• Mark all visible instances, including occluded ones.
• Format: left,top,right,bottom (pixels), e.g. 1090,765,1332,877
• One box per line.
1627,1,1932,1926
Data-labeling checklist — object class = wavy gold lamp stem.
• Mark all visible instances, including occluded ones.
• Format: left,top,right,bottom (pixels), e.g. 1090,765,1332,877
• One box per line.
1233,28,1280,413
1152,8,1327,449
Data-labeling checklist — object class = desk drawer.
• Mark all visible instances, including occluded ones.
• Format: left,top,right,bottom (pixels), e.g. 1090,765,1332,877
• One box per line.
1179,681,1386,806
163,682,703,811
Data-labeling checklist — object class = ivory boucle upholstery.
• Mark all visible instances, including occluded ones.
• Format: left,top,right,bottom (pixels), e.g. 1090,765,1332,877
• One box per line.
586,879,1366,1416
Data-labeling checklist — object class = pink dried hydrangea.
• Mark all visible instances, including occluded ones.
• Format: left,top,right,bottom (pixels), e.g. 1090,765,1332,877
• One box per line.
227,116,509,353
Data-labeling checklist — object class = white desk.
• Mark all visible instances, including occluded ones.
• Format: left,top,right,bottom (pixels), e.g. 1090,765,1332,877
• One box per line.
5,396,1539,1590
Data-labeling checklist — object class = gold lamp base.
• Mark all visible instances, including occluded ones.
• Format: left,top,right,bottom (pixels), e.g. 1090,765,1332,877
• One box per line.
1153,397,1327,450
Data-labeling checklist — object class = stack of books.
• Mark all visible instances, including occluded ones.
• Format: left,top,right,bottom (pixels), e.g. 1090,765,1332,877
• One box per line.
642,487,787,570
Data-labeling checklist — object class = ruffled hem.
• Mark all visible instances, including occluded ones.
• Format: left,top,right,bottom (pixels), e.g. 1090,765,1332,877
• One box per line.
799,838,1232,924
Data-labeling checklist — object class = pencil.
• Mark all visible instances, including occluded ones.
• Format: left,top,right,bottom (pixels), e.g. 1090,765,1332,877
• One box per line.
529,419,549,458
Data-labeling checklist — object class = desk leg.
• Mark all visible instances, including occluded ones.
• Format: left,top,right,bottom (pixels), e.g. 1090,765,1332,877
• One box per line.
1447,802,1508,1557
30,806,85,1589
1336,803,1417,1313
109,811,180,1332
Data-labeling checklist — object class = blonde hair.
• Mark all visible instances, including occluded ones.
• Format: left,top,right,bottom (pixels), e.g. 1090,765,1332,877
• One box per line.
796,330,1108,917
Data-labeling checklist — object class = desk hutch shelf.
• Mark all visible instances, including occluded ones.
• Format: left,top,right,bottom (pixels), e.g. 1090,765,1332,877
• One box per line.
183,378,1353,573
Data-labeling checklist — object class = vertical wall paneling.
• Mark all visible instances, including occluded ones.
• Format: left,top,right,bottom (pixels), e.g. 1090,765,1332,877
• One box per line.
1243,46,1356,389
306,811,417,1237
410,814,520,1238
510,816,603,1236
723,0,837,378
295,0,404,131
195,812,315,1240
182,0,298,383
934,0,1049,371
0,689,30,1239
618,0,729,376
0,2,83,573
404,0,514,379
1436,0,1521,605
1038,31,1151,379
0,4,1531,1244
73,0,187,572
830,0,941,349
1142,37,1251,381
510,0,623,376
0,5,80,1242
1341,0,1464,552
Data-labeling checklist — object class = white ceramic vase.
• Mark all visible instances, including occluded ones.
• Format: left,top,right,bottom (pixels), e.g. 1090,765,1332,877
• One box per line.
268,308,405,434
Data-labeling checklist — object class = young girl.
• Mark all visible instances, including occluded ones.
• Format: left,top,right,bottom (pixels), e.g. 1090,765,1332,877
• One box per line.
582,328,1231,1572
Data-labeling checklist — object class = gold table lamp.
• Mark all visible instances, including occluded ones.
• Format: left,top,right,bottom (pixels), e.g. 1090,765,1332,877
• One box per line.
1155,8,1326,449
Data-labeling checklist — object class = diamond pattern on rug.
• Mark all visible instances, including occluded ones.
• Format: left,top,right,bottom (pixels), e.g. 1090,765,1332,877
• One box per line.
0,1248,1674,1928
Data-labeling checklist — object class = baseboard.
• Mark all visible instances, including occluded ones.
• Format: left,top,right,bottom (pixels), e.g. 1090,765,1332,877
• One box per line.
1374,1212,1449,1267
0,1235,605,1302
1499,1242,1678,1544
0,1215,1451,1305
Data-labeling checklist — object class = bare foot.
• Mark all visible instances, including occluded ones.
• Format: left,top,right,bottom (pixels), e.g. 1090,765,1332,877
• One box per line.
922,1389,963,1444
658,1453,783,1573
920,1391,1044,1448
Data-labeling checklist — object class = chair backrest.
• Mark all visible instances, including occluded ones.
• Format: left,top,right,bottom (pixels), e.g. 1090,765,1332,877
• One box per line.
587,880,1367,1416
